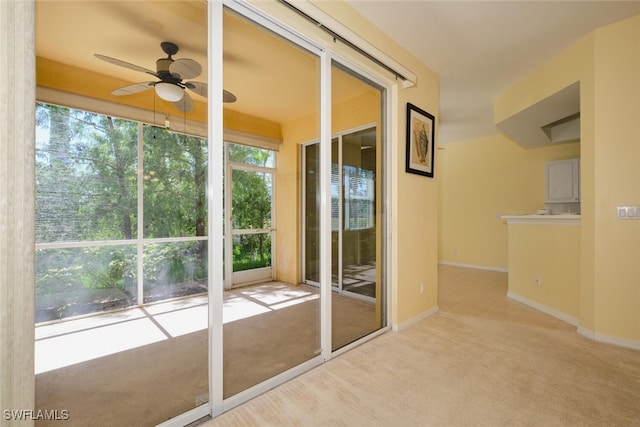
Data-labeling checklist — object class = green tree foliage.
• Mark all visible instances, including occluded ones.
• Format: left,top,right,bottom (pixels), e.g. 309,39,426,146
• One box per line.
142,125,207,238
36,104,138,242
228,144,273,271
35,103,210,321
35,104,275,321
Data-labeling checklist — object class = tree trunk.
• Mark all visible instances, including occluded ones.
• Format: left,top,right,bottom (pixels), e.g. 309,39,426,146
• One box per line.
106,117,133,240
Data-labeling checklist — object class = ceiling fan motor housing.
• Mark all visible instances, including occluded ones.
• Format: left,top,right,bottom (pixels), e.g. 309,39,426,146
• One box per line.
156,58,181,83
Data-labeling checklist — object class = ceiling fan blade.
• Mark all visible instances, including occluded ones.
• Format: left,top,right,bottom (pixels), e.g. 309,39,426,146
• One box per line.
185,82,236,103
184,81,206,97
95,54,157,77
173,92,194,113
222,89,238,103
170,58,202,80
111,82,155,96
223,89,237,103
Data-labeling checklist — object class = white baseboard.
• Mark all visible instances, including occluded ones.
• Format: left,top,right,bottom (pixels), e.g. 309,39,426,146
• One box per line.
578,326,640,352
438,261,508,273
506,291,579,326
155,403,210,427
576,326,595,340
393,306,439,332
509,292,640,352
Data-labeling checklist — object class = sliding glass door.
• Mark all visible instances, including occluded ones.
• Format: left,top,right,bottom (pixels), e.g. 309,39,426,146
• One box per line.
221,6,321,400
302,61,386,352
34,1,390,423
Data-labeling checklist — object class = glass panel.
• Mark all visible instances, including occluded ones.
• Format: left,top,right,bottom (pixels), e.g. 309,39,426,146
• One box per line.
36,0,212,421
143,126,208,238
143,241,208,303
331,62,385,351
342,128,377,299
35,245,137,322
331,137,340,288
228,143,275,168
232,233,272,272
304,143,320,283
36,103,138,242
223,6,320,399
231,169,272,230
35,105,210,425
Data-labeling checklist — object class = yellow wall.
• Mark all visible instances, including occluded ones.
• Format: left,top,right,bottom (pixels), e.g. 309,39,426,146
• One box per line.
494,32,597,330
507,222,581,320
490,14,640,346
276,111,317,285
224,110,282,140
438,135,580,270
591,15,640,342
273,137,300,285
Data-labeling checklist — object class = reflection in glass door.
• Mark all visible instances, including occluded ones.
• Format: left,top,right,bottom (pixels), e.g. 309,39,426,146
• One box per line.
303,62,385,352
304,127,379,302
303,142,320,283
339,128,378,301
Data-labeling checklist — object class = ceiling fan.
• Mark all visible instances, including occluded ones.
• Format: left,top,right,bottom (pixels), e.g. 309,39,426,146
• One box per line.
95,41,236,113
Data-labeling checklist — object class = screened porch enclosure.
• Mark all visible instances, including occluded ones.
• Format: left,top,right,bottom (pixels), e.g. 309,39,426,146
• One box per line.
35,104,276,322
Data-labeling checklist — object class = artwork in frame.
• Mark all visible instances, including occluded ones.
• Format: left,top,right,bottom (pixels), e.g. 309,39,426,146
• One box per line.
405,103,435,177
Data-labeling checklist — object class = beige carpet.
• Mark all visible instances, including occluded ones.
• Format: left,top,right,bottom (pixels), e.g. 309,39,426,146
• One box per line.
35,283,379,426
223,288,379,398
203,266,640,427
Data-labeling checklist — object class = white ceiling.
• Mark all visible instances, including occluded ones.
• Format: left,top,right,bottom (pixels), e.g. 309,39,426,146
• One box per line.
345,0,640,144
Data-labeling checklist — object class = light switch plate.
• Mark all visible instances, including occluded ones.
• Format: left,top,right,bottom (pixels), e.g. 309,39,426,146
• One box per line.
617,206,640,220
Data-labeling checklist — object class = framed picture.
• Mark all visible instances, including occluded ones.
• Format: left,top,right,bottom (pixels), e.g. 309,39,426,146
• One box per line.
406,103,435,177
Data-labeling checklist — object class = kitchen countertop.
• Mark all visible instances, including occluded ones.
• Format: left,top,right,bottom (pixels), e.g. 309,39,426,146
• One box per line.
501,214,581,225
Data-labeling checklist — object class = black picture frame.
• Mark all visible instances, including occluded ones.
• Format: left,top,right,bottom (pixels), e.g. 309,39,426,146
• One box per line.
405,103,435,177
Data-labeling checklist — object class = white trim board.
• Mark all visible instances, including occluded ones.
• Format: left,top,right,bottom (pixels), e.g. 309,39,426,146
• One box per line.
438,261,508,273
577,327,640,352
392,306,439,332
508,291,640,352
507,291,579,326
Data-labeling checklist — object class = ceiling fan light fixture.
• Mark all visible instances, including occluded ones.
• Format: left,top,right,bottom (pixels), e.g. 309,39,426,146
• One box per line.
155,82,184,102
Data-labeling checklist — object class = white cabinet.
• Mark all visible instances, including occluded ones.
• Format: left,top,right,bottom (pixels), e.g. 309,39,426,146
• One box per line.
545,159,580,203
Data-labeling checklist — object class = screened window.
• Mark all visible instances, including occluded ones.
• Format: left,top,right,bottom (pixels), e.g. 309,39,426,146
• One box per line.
35,102,208,322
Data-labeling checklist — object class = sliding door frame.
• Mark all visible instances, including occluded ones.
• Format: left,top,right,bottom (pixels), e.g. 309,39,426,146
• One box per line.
325,56,392,358
179,0,394,423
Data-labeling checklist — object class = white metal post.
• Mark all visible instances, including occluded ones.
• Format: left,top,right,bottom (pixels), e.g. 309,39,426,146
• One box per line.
208,0,225,417
319,52,332,361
